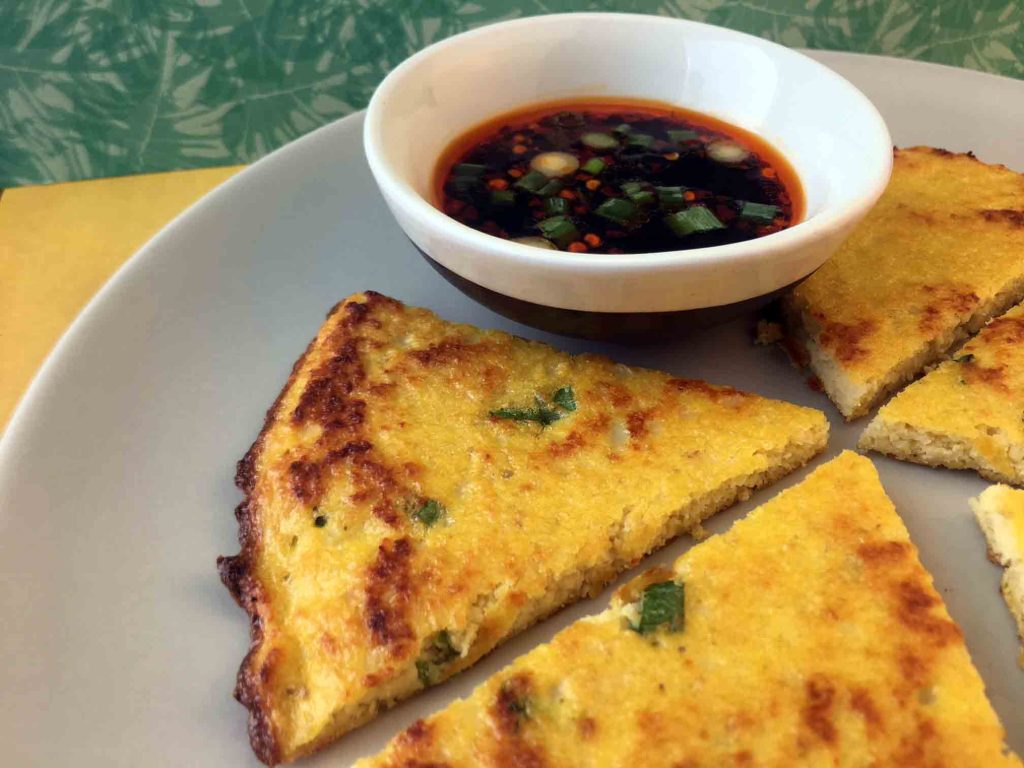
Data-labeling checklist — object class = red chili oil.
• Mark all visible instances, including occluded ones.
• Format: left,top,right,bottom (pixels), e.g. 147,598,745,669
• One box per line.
434,98,804,254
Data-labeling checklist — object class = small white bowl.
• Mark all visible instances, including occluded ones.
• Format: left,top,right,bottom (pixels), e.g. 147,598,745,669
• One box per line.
364,13,891,330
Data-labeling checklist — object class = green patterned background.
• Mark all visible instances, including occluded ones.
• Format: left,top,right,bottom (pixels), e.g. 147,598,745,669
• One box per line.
1,1,1021,187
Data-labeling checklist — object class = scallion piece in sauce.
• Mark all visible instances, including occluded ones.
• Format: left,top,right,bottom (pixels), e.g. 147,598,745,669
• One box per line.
514,169,549,193
595,198,638,225
739,201,780,223
581,132,618,150
530,151,579,178
538,179,564,197
452,178,477,193
545,196,569,216
490,189,515,207
621,181,656,206
537,216,580,248
626,133,654,149
707,141,750,164
656,186,687,209
581,157,606,175
664,206,725,237
667,129,699,144
612,123,632,136
452,162,488,178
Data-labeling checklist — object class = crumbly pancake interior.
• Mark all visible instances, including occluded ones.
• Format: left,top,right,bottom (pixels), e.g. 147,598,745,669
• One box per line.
860,302,1024,485
972,485,1024,664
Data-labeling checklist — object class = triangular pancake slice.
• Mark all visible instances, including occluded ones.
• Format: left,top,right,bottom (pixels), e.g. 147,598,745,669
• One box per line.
784,147,1024,419
358,452,1019,768
860,302,1024,484
972,484,1024,663
218,292,828,764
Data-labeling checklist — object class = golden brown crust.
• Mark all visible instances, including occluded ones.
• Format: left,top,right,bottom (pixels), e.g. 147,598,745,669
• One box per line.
814,316,877,365
783,146,1024,419
364,537,416,653
217,294,390,765
488,674,546,768
217,291,476,764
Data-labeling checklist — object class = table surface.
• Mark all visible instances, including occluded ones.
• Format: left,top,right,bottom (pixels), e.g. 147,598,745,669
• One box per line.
2,1,1023,187
0,166,242,433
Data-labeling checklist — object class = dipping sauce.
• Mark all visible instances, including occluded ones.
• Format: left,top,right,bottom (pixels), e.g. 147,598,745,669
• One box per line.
435,98,803,254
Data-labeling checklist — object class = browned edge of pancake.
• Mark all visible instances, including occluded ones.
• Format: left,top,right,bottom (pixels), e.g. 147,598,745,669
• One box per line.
216,291,398,765
782,144,1023,420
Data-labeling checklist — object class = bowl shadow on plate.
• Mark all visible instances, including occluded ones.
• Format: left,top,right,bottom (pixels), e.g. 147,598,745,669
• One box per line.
416,245,796,343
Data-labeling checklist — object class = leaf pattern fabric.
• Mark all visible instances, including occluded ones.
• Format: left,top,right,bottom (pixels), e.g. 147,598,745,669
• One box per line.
1,0,1021,187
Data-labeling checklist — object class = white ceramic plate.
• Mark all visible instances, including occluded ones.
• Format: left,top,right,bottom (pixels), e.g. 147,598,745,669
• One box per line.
1,52,1021,766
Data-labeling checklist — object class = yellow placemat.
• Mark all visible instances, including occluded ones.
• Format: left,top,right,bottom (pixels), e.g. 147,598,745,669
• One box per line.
0,165,244,433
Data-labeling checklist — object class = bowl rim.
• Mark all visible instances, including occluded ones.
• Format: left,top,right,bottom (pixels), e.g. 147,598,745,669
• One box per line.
364,12,892,276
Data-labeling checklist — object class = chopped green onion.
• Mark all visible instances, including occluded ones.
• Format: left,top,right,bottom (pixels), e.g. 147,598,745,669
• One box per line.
552,386,577,412
581,132,618,150
595,198,638,225
416,630,459,686
656,186,687,209
630,581,685,635
490,386,577,427
537,215,580,248
621,181,656,206
452,163,488,177
581,157,606,175
664,206,725,237
707,141,750,164
626,133,654,149
739,201,780,224
512,236,557,250
497,679,532,722
514,169,549,193
414,499,446,526
667,129,700,144
612,123,632,136
490,189,515,207
491,397,564,427
538,179,564,197
544,196,569,216
530,151,579,178
953,353,975,364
